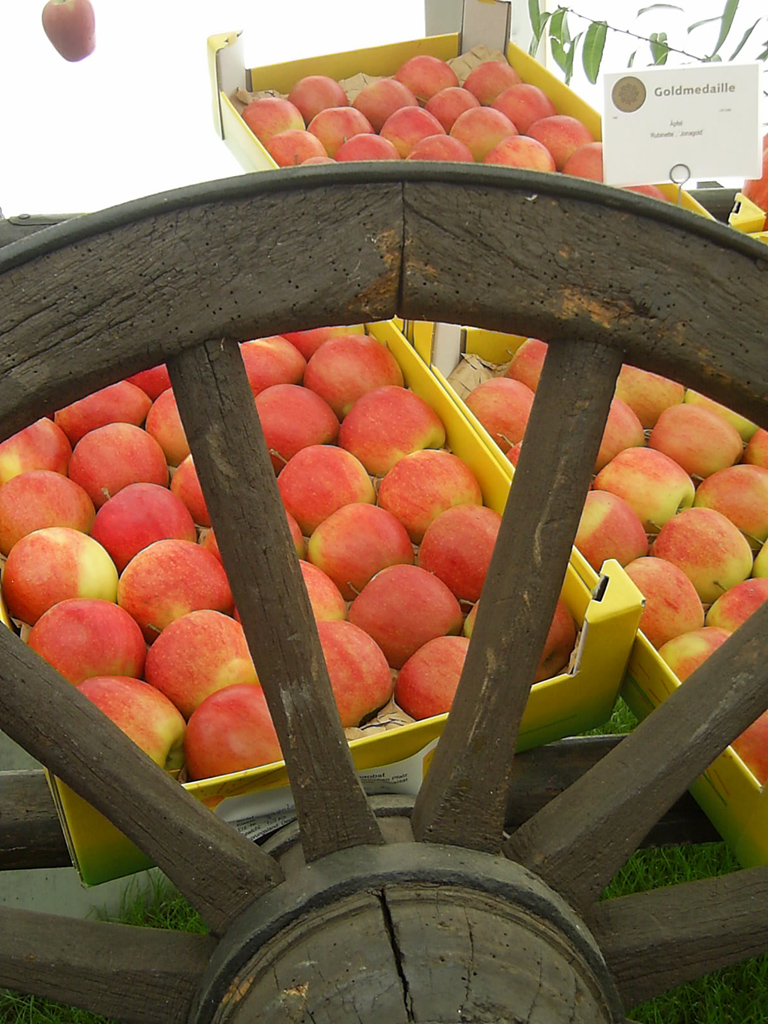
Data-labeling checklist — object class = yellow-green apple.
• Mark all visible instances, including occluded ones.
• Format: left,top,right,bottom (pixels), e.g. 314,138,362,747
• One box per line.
0,470,94,555
657,625,732,681
694,464,768,550
744,428,768,468
490,83,556,133
394,634,469,720
281,324,363,360
303,333,404,418
742,139,768,214
78,676,186,773
752,538,768,578
255,383,339,473
574,490,649,573
266,129,328,167
731,710,768,785
504,338,548,392
683,389,758,443
464,595,577,681
380,106,446,158
125,363,171,400
241,97,305,145
594,397,645,473
287,74,349,123
239,335,306,397
464,377,535,453
54,381,151,447
90,482,197,574
417,503,502,603
593,447,695,533
144,387,190,467
623,556,705,649
351,78,418,132
348,563,463,669
203,510,305,564
706,577,768,632
144,609,258,719
67,422,168,509
277,444,375,535
2,527,118,626
184,683,281,781
614,364,685,428
462,61,522,105
117,538,233,644
42,0,95,62
317,619,393,727
377,448,483,544
650,507,754,605
562,141,604,180
299,560,347,622
307,503,414,600
335,134,401,161
425,86,480,132
337,385,446,477
649,403,743,479
170,454,209,528
527,114,595,171
449,106,517,162
0,417,71,485
484,135,556,171
308,106,374,157
395,54,459,103
407,135,475,162
27,598,146,684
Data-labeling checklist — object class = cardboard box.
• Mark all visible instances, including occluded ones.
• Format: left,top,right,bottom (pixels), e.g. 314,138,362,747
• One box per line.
45,318,642,885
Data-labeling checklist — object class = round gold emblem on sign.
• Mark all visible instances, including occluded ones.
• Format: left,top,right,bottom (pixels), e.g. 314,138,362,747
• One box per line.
611,76,646,113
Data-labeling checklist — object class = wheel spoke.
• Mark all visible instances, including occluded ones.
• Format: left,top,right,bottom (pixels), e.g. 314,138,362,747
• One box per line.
411,339,623,851
588,865,768,1006
504,602,768,912
0,905,217,1024
168,340,384,861
0,627,283,934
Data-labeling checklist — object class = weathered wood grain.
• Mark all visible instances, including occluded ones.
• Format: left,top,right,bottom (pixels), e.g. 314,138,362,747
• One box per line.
0,769,70,869
411,338,623,852
168,340,383,861
0,905,217,1023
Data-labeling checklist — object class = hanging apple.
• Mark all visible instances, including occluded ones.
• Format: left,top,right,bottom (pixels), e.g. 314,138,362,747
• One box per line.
42,0,95,63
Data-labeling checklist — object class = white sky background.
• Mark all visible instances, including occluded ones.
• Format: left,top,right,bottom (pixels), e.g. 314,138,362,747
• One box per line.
0,0,765,217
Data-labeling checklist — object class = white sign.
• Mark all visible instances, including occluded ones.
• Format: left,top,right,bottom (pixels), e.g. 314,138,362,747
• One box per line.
602,62,762,187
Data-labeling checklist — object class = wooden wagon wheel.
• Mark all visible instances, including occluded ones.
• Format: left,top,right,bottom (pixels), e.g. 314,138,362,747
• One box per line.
1,164,768,1023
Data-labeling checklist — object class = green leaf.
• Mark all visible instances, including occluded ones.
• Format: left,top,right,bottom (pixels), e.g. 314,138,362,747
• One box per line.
636,4,683,15
628,50,637,67
528,0,542,37
564,33,582,84
582,21,608,84
687,16,719,34
550,35,568,74
729,19,761,61
650,31,669,64
549,6,568,44
710,0,740,57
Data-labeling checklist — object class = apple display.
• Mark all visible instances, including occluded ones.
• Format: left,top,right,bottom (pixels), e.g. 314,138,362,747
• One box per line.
464,376,535,453
449,106,518,162
308,106,374,157
255,383,339,473
706,577,768,633
484,134,556,171
241,97,305,145
657,626,732,682
287,75,349,123
394,54,459,104
376,448,483,544
277,444,375,536
561,141,604,180
744,428,768,469
614,364,685,429
0,417,72,485
731,710,768,786
54,381,152,446
124,363,171,400
623,556,705,649
117,538,233,643
266,129,328,167
504,338,548,392
348,563,463,669
693,463,768,549
302,333,404,418
407,135,475,162
574,490,649,573
281,325,361,360
170,455,210,528
623,184,671,202
0,470,94,555
351,78,418,133
299,560,347,622
462,61,522,105
301,155,336,166
648,403,743,479
184,684,282,781
527,114,595,170
90,482,197,573
592,446,695,532
490,83,556,133
380,106,446,158
417,503,502,604
42,0,95,62
683,389,758,443
203,510,306,564
594,397,645,473
394,635,469,720
335,134,401,161
425,86,480,132
144,388,190,467
2,527,118,626
67,422,169,508
316,619,394,727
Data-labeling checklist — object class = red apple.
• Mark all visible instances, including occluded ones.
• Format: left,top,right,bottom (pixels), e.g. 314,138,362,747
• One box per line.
394,55,459,104
303,333,404,418
281,325,361,360
338,385,446,477
649,404,743,479
67,422,169,508
42,0,95,62
742,142,768,214
2,527,118,626
683,389,757,443
335,134,401,161
425,86,480,132
287,75,349,123
124,364,171,400
241,97,305,145
574,490,649,573
0,417,71,485
54,381,152,447
0,470,94,555
78,676,186,773
731,710,768,785
462,61,522,105
255,383,339,473
623,184,671,202
657,626,732,681
706,577,768,633
377,448,483,544
117,538,233,643
504,338,548,392
317,619,393,727
484,134,556,171
170,455,210,528
623,556,705,649
694,464,768,549
265,129,328,167
450,106,517,162
299,560,347,622
394,635,469,720
203,511,305,565
744,428,768,468
614,364,685,429
406,135,475,162
277,444,375,535
351,79,418,133
464,376,535,453
144,609,259,719
527,114,595,171
594,397,645,473
184,684,281,781
380,106,446,158
239,335,306,396
562,141,604,181
90,482,197,574
144,387,189,467
417,503,502,604
301,155,336,166
348,563,463,669
308,106,374,157
593,447,695,533
27,598,146,684
490,83,556,133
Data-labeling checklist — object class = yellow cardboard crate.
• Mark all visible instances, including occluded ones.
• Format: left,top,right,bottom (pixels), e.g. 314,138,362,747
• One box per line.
43,319,642,885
